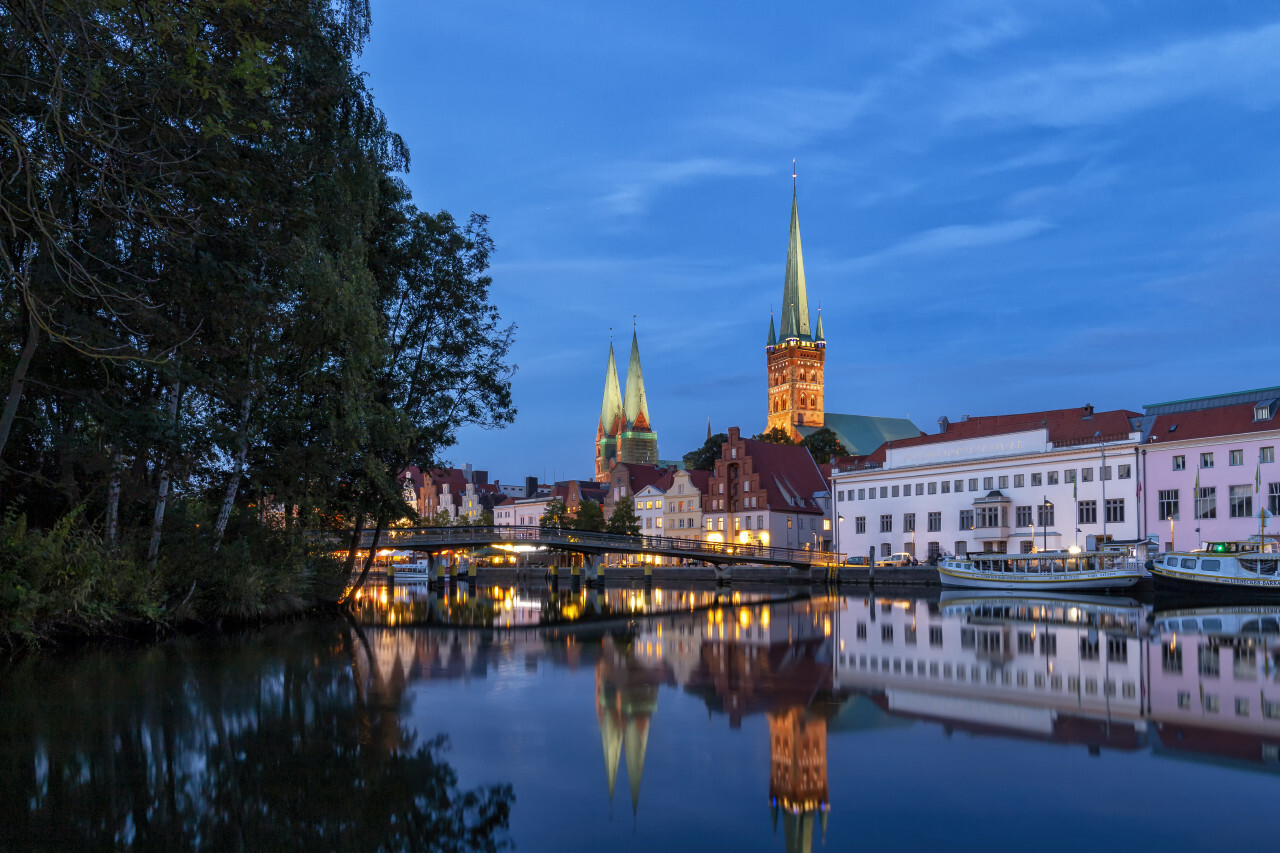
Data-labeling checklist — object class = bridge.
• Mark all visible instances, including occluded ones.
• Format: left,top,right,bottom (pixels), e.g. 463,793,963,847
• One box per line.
362,525,840,572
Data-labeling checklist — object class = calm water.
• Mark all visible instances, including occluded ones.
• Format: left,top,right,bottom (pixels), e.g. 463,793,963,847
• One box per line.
2,583,1279,851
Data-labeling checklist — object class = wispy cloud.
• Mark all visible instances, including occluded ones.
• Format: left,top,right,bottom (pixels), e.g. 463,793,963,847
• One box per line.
593,157,769,217
694,86,880,148
830,217,1052,272
945,20,1280,127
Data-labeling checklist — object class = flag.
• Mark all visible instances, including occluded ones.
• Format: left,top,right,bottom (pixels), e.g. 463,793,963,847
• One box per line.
1256,461,1262,495
1072,476,1077,501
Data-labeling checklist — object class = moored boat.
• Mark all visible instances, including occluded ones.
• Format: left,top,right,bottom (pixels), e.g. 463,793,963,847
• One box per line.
1149,541,1280,596
937,548,1146,591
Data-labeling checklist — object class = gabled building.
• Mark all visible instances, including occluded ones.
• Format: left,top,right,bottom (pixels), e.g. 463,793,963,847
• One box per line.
595,330,659,481
703,427,832,551
603,461,671,519
764,183,920,455
663,468,711,542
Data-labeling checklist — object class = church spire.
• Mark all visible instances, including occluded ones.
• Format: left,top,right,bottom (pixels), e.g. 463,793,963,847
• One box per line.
778,184,811,341
623,328,651,431
767,308,777,347
599,339,624,436
814,306,824,342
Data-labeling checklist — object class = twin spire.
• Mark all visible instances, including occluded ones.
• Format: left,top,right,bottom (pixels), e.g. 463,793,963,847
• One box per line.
599,329,651,435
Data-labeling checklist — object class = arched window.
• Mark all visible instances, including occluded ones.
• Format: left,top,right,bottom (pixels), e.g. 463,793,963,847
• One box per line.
799,396,806,409
810,395,817,409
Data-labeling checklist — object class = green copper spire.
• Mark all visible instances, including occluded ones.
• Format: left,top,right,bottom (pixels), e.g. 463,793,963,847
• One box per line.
814,307,824,342
623,329,651,430
778,185,811,341
767,310,777,346
600,340,624,435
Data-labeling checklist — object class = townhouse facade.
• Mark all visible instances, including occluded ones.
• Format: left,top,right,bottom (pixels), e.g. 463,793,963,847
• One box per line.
831,407,1143,561
662,468,710,542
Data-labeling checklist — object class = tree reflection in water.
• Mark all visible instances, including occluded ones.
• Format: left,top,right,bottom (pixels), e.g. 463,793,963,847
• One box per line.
0,620,513,852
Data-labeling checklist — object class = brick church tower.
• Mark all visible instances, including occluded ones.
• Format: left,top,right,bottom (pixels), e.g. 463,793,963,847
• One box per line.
766,183,826,441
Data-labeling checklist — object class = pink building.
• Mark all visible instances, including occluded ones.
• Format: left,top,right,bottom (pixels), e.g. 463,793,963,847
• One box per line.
1139,388,1280,551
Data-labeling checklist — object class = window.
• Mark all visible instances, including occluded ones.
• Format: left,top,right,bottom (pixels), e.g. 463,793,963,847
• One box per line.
706,519,714,530
1018,632,1034,653
731,447,737,459
977,506,1000,528
915,483,924,496
757,515,763,528
880,487,888,498
1162,642,1182,674
1016,505,1032,527
1158,489,1179,521
880,514,893,533
1271,483,1280,515
1081,467,1094,482
1100,466,1111,481
928,481,937,495
1047,471,1058,485
1118,464,1131,479
998,475,1008,489
1107,637,1128,663
1263,446,1275,464
983,477,994,490
1039,633,1057,656
1030,473,1042,487
1177,691,1192,710
1236,698,1249,717
856,622,867,640
1064,469,1076,483
941,480,951,494
881,543,891,557
1201,452,1214,469
882,625,893,642
645,517,653,528
927,511,941,532
1199,645,1219,677
928,541,941,559
837,490,845,502
904,513,916,533
1105,498,1124,524
959,509,974,529
855,517,866,534
1173,455,1186,471
891,485,900,497
1229,485,1253,519
744,516,751,530
1078,500,1097,524
1204,695,1220,713
1014,474,1026,488
1230,449,1244,466
1081,637,1100,661
1037,503,1054,527
953,480,963,493
858,488,865,500
929,626,943,647
968,478,978,492
1195,487,1217,520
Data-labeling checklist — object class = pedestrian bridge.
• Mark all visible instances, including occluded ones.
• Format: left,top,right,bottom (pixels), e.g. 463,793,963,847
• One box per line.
363,525,837,569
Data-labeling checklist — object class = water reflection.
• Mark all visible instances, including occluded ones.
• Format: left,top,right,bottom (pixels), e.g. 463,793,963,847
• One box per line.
0,622,513,851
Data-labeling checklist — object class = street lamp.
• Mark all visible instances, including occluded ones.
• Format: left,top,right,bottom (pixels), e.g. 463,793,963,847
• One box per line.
1167,515,1174,552
1042,497,1054,553
836,514,845,562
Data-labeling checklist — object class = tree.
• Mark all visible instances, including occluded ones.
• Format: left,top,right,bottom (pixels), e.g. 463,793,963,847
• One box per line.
754,426,796,445
539,499,570,529
606,497,640,536
574,499,605,532
801,427,848,464
683,432,728,471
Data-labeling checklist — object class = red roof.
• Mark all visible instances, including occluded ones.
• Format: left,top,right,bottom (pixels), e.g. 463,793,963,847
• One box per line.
1148,401,1279,443
738,438,827,514
851,407,1139,466
685,469,711,494
624,464,669,494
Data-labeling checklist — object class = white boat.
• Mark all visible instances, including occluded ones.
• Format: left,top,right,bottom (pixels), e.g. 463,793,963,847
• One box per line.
937,549,1146,591
1150,540,1280,595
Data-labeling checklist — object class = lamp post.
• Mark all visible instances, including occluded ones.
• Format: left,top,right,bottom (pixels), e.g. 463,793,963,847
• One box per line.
836,514,845,562
1168,515,1175,552
1042,497,1053,553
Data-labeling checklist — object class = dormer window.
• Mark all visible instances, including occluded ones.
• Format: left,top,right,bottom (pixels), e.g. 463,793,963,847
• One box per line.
1255,401,1275,422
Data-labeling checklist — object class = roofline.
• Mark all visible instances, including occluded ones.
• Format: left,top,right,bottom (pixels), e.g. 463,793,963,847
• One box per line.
1145,387,1280,407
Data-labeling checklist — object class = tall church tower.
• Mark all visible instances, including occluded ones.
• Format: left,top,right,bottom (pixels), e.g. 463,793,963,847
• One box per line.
596,329,659,482
766,183,826,440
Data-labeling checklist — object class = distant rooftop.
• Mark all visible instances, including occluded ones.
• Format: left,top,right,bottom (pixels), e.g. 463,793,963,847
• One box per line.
1145,387,1280,416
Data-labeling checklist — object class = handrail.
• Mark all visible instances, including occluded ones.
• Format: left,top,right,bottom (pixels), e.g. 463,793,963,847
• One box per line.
353,525,840,566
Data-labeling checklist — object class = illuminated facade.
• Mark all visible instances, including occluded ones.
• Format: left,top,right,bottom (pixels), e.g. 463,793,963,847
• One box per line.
595,330,659,482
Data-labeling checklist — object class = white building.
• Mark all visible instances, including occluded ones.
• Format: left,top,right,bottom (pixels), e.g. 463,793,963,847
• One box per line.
634,482,668,534
832,407,1143,562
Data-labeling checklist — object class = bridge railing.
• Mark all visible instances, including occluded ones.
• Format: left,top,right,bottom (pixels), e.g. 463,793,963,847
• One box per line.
361,525,840,566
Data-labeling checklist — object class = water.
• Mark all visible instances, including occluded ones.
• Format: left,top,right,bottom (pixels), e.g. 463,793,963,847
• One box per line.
2,583,1278,851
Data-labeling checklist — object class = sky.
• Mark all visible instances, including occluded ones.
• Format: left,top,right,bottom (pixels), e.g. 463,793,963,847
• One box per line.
360,0,1280,486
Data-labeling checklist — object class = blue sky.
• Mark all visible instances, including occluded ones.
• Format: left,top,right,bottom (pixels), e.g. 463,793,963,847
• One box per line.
362,0,1280,485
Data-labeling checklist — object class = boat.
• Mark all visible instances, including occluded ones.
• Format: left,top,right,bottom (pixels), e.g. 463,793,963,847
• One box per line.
936,548,1146,590
1149,540,1280,596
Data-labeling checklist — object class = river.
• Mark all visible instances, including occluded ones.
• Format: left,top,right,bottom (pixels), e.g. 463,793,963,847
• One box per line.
2,581,1277,851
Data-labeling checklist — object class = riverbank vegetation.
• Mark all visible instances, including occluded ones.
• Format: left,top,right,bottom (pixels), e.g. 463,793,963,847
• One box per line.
0,1,515,647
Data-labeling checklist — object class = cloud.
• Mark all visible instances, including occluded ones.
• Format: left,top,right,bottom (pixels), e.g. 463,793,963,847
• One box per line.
694,86,880,148
829,217,1052,273
593,157,770,217
945,20,1280,127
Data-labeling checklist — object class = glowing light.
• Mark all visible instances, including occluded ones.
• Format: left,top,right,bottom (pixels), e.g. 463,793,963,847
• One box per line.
823,617,832,637
738,608,752,629
761,607,771,628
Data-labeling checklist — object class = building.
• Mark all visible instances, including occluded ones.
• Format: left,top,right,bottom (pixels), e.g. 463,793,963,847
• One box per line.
634,478,669,534
703,426,832,551
763,183,920,454
602,461,671,519
831,406,1143,561
596,330,659,482
662,468,711,542
1138,388,1280,550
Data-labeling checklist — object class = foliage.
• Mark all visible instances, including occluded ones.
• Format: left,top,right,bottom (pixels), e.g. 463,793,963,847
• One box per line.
801,427,848,464
539,498,570,529
754,426,796,445
424,509,454,528
682,432,728,471
606,497,640,537
573,499,605,532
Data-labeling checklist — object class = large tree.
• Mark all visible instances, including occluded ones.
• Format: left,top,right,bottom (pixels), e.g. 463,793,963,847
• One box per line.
801,427,848,464
573,499,605,532
682,432,728,471
606,497,640,537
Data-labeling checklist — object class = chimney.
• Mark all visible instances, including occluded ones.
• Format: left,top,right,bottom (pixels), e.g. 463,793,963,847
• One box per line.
1083,404,1094,418
728,426,741,441
960,414,970,422
524,475,537,499
937,416,949,434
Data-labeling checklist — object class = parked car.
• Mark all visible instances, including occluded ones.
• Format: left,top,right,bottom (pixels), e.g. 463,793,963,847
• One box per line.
876,552,914,567
843,556,870,567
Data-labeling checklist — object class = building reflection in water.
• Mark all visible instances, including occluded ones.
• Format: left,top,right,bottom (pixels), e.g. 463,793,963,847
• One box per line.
347,588,1280,850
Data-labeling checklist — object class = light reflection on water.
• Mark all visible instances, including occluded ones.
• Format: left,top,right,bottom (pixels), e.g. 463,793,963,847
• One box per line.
2,586,1280,851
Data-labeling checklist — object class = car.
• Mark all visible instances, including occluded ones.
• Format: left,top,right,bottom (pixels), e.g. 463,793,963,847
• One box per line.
875,552,914,567
843,556,870,567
